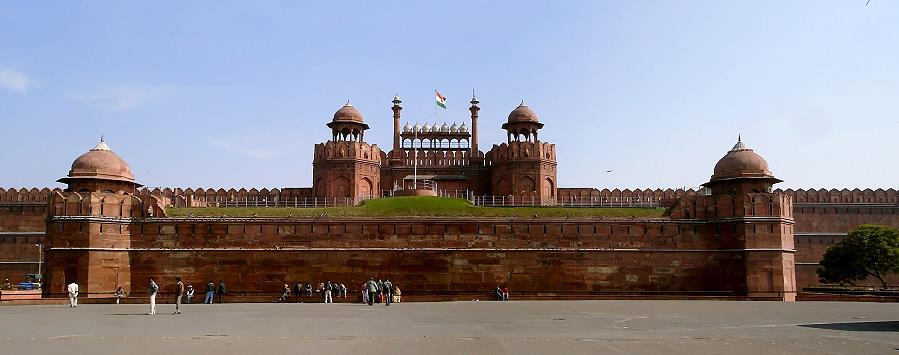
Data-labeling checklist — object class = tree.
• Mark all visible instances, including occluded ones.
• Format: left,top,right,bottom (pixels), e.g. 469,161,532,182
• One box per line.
817,224,899,289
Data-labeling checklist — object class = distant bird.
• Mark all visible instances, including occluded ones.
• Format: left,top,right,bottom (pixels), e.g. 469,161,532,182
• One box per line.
605,170,613,173
187,213,194,218
866,0,872,5
319,213,325,219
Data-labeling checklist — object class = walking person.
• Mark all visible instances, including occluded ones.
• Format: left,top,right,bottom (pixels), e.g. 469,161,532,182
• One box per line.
383,279,393,306
294,282,303,303
365,278,379,306
393,285,401,303
340,283,347,298
173,277,184,315
114,286,125,304
66,281,79,308
204,280,215,304
185,284,194,304
280,283,291,302
324,280,333,304
361,283,369,304
494,286,503,301
148,277,159,315
502,286,509,301
377,279,385,303
217,280,226,303
305,283,312,297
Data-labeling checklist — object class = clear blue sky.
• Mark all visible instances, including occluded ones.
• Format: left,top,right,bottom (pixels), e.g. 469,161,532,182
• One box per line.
1,1,897,190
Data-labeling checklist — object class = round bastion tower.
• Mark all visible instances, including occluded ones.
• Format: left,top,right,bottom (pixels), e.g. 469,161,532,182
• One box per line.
44,137,147,298
312,103,382,200
487,102,558,202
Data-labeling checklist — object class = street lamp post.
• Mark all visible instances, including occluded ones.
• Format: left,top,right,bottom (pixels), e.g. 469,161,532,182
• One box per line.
34,244,41,278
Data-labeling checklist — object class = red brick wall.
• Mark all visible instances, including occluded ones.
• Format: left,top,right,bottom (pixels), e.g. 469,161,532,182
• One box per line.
793,204,899,289
43,216,788,300
0,203,47,282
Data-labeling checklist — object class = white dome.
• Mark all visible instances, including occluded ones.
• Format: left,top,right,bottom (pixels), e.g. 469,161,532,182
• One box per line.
413,123,421,132
431,122,440,132
450,123,459,132
403,123,412,133
440,123,450,132
459,123,469,132
422,123,431,132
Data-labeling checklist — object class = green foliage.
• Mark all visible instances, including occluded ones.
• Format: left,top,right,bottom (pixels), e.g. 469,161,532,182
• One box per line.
168,196,666,218
817,224,899,288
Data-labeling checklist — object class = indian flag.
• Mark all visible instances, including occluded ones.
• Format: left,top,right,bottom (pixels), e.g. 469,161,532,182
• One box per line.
435,91,447,109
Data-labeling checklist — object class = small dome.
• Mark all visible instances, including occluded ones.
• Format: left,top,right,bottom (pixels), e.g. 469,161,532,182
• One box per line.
332,102,364,124
59,137,137,185
422,123,431,132
431,122,440,132
413,123,421,132
403,123,412,133
459,123,469,132
440,123,450,132
450,123,459,133
507,101,539,123
710,137,774,181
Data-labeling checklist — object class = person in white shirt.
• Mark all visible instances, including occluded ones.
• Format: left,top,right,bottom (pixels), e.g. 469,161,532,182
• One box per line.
148,278,159,315
66,282,79,308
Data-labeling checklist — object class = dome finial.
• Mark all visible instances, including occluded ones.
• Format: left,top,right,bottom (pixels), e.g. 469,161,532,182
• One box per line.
91,135,112,151
730,135,748,152
519,100,525,107
344,100,352,107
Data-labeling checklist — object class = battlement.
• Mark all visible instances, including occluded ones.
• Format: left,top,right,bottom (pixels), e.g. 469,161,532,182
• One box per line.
670,193,793,220
0,187,58,203
388,149,486,167
313,141,381,164
47,191,167,218
486,141,556,162
775,188,898,204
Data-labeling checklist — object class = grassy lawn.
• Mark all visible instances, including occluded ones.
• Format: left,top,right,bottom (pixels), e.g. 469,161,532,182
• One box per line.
167,196,667,218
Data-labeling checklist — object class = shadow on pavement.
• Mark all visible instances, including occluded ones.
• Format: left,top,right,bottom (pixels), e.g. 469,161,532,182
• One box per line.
798,321,899,332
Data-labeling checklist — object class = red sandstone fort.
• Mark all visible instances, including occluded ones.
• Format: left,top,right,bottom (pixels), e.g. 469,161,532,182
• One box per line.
1,96,897,302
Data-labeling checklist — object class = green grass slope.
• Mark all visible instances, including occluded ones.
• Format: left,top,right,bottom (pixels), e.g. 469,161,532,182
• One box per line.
167,196,667,218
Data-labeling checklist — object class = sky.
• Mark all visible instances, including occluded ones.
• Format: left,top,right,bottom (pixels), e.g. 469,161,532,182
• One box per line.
1,1,897,190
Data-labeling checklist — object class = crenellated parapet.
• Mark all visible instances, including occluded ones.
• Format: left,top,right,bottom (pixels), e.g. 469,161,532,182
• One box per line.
47,190,166,218
775,188,898,204
486,141,556,162
390,148,485,167
0,187,58,203
669,193,793,220
313,140,382,163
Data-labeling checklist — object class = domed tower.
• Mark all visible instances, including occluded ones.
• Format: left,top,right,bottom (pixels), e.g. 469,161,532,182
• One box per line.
313,103,381,199
327,102,370,142
502,101,545,143
57,136,142,194
487,102,558,203
45,136,145,299
702,136,782,195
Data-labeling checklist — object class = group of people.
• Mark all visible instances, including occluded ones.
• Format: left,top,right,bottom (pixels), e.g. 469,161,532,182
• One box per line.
494,286,510,301
362,278,400,306
279,281,358,303
63,277,405,312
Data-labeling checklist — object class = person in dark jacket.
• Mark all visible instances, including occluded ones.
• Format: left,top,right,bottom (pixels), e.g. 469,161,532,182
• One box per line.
217,280,226,303
294,282,303,303
204,280,215,304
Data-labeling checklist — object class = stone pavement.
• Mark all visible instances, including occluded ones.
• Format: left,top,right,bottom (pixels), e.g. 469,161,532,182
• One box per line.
0,300,897,354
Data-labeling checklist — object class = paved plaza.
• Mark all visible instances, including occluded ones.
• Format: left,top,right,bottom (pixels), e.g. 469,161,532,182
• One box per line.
0,300,897,354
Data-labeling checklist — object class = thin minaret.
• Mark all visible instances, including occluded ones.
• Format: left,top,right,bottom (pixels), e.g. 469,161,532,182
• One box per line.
392,95,402,152
469,91,480,156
